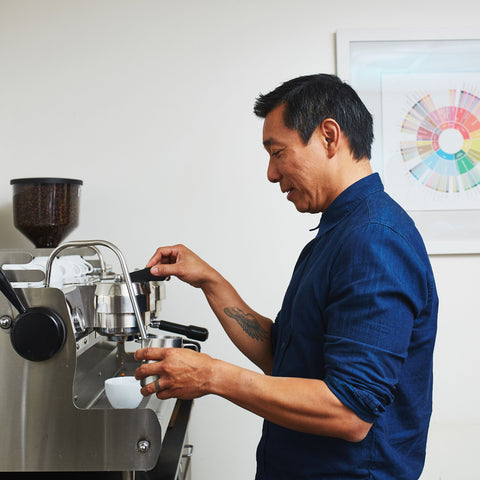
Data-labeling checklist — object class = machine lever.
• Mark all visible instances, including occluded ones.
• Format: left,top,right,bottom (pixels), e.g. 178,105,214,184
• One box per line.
0,268,28,314
129,267,167,283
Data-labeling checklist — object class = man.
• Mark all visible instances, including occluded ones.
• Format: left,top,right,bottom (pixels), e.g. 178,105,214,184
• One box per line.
135,74,438,479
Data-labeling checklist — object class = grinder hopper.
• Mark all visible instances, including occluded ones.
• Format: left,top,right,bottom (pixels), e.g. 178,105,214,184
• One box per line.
10,177,82,248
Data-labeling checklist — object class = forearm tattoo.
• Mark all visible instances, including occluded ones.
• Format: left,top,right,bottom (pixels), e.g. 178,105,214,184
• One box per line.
224,307,269,342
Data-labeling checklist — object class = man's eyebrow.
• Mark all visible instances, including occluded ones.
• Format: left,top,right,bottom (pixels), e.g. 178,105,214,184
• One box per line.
263,138,281,149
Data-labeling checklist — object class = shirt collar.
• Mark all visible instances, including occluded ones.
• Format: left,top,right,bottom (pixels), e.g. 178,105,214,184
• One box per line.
314,173,384,238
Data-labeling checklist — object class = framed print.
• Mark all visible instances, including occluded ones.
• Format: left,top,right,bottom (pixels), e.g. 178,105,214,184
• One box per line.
336,28,480,254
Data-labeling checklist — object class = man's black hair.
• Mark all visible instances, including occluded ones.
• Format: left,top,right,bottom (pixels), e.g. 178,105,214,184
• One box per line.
253,74,373,160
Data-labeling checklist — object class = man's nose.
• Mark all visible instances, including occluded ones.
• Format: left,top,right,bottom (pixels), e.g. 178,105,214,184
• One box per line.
267,159,280,183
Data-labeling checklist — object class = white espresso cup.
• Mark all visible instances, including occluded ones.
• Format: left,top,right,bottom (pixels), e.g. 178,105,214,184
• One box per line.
104,376,143,409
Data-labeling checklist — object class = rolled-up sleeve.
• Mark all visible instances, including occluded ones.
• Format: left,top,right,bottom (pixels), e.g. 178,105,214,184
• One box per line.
322,222,428,423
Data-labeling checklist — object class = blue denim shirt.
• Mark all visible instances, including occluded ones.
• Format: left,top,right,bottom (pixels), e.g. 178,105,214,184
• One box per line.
256,173,438,480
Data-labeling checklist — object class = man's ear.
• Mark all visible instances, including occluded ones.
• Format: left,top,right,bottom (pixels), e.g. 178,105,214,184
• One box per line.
320,118,341,157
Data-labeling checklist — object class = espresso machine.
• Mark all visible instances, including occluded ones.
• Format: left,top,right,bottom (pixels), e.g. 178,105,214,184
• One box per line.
0,178,208,479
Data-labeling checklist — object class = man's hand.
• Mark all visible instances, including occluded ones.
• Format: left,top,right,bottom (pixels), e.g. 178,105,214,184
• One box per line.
134,347,216,400
146,244,220,290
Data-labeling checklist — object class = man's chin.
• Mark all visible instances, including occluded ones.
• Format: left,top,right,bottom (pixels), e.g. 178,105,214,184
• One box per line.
292,202,320,214
293,202,309,213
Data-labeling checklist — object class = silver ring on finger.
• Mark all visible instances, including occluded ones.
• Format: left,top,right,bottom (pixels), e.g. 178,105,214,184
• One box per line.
154,378,161,392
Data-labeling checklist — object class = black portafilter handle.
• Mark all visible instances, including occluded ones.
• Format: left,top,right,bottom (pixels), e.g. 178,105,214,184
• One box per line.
150,320,209,342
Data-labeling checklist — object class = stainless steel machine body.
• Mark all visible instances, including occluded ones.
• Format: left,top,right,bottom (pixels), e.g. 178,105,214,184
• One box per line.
0,242,193,478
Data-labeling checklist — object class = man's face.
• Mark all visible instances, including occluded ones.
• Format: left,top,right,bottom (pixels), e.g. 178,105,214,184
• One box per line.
262,104,333,213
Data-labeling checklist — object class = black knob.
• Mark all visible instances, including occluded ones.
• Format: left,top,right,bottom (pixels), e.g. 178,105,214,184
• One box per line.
11,307,66,362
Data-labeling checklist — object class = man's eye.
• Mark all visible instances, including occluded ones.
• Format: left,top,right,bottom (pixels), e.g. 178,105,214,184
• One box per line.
272,149,283,158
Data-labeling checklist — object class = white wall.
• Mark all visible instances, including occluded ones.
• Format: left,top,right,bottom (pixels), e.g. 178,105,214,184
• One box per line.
0,1,478,478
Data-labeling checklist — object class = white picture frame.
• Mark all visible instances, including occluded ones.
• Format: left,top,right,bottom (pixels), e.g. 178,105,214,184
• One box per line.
336,28,480,255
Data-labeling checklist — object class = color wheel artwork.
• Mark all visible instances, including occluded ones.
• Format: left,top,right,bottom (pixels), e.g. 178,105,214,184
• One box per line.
382,73,480,211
